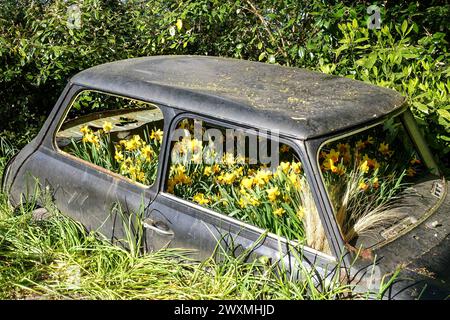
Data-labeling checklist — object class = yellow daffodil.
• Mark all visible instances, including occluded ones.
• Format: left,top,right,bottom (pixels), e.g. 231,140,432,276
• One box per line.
204,166,212,176
174,172,191,185
102,121,113,133
359,181,369,191
278,161,291,174
80,125,90,135
280,145,290,153
296,207,305,220
291,161,302,174
173,164,186,176
114,150,124,162
288,172,299,186
125,135,142,151
362,154,380,170
212,164,220,173
82,132,99,145
235,166,244,177
323,158,337,172
378,142,393,157
223,153,235,166
150,129,164,143
141,145,153,162
82,133,93,143
372,177,379,189
222,172,236,185
137,171,146,183
337,142,350,154
249,197,260,206
359,160,369,173
327,149,340,163
193,193,209,205
253,169,272,186
124,158,133,166
356,140,366,150
266,186,280,202
238,197,248,208
241,177,254,190
128,165,137,179
273,207,285,217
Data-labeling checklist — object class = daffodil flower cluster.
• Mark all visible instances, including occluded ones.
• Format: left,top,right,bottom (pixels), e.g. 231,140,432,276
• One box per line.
320,132,423,194
68,122,163,186
167,135,309,242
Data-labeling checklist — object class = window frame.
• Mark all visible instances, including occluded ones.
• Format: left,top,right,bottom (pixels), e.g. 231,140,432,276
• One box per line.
160,111,337,262
308,107,434,253
52,88,168,193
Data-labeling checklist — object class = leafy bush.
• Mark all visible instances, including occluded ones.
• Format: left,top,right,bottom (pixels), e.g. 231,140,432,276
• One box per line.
318,19,449,162
0,0,448,168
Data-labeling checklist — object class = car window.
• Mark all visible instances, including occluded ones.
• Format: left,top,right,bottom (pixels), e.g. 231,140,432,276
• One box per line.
55,90,164,186
165,117,331,255
318,116,428,248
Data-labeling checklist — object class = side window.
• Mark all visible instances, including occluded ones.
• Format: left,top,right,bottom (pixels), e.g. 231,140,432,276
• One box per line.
55,90,164,186
165,117,331,255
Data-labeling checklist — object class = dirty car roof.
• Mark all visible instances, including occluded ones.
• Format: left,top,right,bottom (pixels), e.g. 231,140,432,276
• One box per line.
71,55,406,139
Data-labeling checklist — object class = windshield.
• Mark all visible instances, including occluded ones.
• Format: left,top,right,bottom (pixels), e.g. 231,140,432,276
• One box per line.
318,115,439,249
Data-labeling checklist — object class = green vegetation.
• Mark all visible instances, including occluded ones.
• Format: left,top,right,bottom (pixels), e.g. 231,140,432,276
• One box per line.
0,137,400,300
0,0,446,300
1,0,449,170
69,114,423,254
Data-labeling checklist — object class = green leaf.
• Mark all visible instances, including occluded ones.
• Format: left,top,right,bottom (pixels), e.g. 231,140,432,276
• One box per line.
258,52,266,61
401,20,408,35
437,109,450,122
413,101,429,114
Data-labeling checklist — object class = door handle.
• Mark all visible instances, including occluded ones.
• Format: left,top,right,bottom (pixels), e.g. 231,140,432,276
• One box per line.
142,218,174,236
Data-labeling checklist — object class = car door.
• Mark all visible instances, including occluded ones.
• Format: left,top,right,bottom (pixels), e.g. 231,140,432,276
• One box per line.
144,112,337,276
8,86,170,244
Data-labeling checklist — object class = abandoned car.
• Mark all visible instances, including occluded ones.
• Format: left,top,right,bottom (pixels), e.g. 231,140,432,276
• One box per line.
2,55,449,299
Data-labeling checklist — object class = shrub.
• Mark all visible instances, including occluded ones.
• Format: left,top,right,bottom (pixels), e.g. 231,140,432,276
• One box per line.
0,0,448,168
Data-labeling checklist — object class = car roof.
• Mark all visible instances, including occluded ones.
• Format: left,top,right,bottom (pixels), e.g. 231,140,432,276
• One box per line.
71,55,406,139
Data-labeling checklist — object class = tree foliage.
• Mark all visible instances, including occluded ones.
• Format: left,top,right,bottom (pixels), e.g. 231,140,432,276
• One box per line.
0,0,448,166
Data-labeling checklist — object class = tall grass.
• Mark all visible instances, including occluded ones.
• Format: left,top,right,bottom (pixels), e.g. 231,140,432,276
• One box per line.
0,137,399,300
0,137,16,172
0,187,397,300
331,165,408,243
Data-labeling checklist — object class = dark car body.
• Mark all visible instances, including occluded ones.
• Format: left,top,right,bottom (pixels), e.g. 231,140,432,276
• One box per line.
2,56,449,299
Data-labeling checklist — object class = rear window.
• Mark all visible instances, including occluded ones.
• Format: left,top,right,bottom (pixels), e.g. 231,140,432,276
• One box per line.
318,116,428,247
